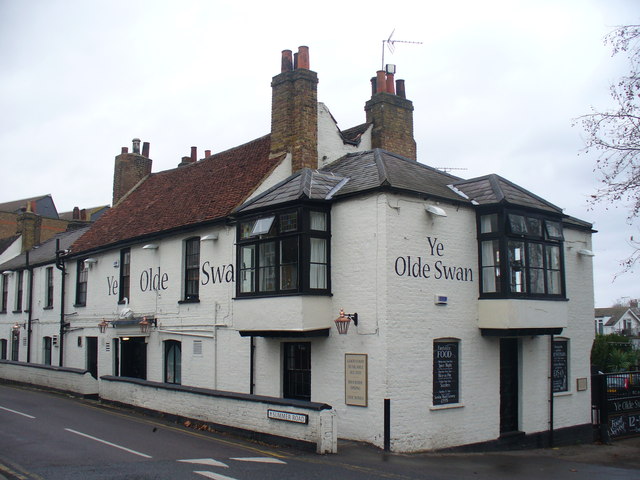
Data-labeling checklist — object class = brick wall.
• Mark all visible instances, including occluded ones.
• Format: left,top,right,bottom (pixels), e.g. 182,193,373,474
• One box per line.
365,93,416,161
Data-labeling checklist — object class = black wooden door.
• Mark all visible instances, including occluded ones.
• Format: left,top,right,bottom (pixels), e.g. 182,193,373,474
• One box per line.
500,338,519,433
283,342,311,401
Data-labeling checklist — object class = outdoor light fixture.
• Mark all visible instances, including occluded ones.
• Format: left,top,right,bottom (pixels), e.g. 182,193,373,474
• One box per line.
577,249,595,257
85,258,98,264
334,309,358,335
139,316,157,333
12,322,23,336
142,244,159,250
425,204,447,217
201,234,219,241
1,270,13,276
98,319,109,333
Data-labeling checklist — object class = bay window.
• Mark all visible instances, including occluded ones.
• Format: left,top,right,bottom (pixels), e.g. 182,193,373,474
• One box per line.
478,210,565,298
237,207,330,296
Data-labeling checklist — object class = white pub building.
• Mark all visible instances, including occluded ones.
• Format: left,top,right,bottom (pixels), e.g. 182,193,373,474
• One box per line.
0,47,595,453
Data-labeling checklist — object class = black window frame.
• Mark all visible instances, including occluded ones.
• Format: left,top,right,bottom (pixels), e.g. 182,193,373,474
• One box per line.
1,274,8,313
45,266,54,309
236,206,331,297
14,270,24,312
182,237,200,302
75,259,88,307
119,248,131,304
164,340,182,384
477,209,566,299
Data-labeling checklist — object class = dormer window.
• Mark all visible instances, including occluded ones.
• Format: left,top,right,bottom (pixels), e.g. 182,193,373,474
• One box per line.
236,207,330,297
478,210,565,299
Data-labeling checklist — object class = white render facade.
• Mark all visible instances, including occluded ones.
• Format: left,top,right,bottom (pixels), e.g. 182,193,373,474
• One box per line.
0,46,596,453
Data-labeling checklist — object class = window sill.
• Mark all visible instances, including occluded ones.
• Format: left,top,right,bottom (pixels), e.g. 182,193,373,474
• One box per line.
12,310,22,314
73,304,86,308
553,391,572,397
430,403,464,411
178,298,200,304
43,306,54,310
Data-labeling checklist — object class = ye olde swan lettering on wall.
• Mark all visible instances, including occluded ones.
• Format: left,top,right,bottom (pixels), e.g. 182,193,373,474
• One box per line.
394,237,473,282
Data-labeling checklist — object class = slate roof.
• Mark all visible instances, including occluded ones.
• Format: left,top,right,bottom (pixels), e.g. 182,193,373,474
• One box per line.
595,307,640,327
0,194,59,219
236,169,348,213
71,135,284,255
323,149,464,201
0,226,90,271
450,174,563,214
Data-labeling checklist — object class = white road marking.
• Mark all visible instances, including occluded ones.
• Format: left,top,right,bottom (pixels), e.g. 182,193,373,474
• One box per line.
194,472,238,480
64,428,152,458
230,457,287,464
178,458,229,468
0,405,35,419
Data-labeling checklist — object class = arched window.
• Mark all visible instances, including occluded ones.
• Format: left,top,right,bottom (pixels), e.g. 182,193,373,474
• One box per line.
164,340,181,384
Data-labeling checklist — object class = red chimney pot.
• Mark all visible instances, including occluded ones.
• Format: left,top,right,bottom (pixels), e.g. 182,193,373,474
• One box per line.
386,73,395,95
281,50,293,72
376,71,386,94
297,46,310,69
190,146,197,163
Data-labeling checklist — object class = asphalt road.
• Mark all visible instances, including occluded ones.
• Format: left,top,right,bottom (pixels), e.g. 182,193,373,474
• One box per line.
1,383,639,480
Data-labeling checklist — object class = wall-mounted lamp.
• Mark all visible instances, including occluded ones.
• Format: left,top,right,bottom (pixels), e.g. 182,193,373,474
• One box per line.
201,234,219,241
84,258,98,270
334,309,358,335
12,322,23,336
139,316,157,333
425,204,447,217
577,249,595,257
142,244,159,250
1,270,13,276
98,319,110,333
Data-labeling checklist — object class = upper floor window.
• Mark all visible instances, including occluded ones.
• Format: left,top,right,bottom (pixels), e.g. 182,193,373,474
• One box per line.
478,211,565,299
183,237,200,301
236,207,330,297
75,260,88,306
14,270,24,312
45,266,54,309
1,274,8,313
119,248,130,303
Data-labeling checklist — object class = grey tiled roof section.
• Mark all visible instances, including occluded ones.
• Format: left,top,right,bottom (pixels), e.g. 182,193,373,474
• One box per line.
0,226,90,271
451,174,563,213
323,149,465,202
236,169,348,213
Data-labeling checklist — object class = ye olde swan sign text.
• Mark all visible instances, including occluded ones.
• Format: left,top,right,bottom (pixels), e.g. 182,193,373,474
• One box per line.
394,237,473,282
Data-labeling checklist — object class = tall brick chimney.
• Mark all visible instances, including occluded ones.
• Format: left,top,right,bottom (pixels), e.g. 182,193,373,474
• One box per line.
17,211,42,252
112,138,152,206
365,69,416,161
270,46,318,172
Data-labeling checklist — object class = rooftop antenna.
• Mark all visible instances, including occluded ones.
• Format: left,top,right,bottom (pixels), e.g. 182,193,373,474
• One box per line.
436,167,468,174
382,29,423,70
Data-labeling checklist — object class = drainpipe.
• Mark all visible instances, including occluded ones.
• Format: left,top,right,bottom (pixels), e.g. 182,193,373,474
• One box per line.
250,336,255,395
549,334,554,447
26,251,33,362
55,239,66,367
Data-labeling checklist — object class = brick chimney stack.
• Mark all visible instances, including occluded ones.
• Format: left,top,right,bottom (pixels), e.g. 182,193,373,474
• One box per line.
270,46,318,172
17,211,42,252
365,69,416,161
112,138,152,206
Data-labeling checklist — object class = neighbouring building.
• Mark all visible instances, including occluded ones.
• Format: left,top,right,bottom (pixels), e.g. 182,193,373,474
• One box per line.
0,47,596,452
595,302,640,336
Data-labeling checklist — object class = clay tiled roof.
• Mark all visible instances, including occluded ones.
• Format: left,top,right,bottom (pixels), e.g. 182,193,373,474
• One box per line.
72,135,283,255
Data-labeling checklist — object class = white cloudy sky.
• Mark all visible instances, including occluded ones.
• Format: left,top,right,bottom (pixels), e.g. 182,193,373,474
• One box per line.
0,0,638,307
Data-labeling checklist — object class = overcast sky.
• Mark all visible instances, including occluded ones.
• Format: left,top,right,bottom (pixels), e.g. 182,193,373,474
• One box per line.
0,0,638,307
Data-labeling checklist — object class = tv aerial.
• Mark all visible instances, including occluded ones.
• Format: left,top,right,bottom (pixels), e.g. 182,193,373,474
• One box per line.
381,29,423,70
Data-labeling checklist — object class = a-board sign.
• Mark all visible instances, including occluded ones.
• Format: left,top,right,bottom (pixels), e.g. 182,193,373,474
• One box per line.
608,412,640,439
345,354,368,407
267,409,308,424
433,341,459,405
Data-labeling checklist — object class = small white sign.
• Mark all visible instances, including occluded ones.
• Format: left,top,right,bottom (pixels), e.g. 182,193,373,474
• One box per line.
267,409,308,424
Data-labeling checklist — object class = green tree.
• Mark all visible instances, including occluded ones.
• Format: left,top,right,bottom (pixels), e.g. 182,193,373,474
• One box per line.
591,333,638,372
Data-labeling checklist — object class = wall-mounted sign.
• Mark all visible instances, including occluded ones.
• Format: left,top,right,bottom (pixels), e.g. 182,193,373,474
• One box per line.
552,340,568,393
433,341,459,405
345,353,368,407
267,409,308,424
393,237,474,283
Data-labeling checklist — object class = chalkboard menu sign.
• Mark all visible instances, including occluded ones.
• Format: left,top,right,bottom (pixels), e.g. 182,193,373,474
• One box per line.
609,412,640,439
433,341,459,405
552,340,568,393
